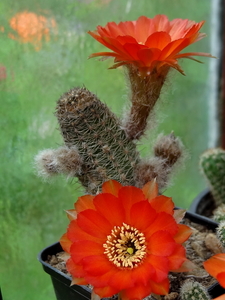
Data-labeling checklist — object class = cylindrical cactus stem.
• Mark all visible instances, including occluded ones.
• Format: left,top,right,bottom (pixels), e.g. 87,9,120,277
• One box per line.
123,64,170,140
34,146,82,179
180,280,211,300
199,148,225,207
56,87,140,194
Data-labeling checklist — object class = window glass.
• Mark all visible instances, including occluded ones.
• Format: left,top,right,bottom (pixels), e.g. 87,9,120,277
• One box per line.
0,1,219,299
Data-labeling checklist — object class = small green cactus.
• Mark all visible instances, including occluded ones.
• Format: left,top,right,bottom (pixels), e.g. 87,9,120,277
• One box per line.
213,204,225,223
217,220,225,248
199,148,225,207
180,280,211,300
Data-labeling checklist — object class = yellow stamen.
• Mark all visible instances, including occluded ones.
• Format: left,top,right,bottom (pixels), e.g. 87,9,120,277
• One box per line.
103,223,146,269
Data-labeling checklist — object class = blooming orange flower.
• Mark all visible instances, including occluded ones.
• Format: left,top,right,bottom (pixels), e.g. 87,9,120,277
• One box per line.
9,11,57,51
88,15,213,76
204,254,225,288
60,180,192,300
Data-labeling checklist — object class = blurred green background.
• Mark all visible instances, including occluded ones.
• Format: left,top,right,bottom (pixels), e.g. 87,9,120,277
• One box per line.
0,0,214,299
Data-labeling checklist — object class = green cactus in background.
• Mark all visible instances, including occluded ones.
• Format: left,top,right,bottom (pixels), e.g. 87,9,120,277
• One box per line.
217,220,225,248
199,148,225,207
213,204,225,223
180,280,211,300
35,86,184,194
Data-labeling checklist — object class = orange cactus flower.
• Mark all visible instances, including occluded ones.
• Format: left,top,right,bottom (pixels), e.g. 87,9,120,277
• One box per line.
9,11,57,51
88,15,213,76
60,180,192,300
204,254,225,288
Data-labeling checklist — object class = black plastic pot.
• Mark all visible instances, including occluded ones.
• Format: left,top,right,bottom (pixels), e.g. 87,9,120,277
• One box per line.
38,211,220,300
189,189,216,218
38,242,91,300
208,283,225,299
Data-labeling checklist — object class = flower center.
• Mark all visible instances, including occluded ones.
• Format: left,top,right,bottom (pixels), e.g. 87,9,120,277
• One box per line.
103,223,146,268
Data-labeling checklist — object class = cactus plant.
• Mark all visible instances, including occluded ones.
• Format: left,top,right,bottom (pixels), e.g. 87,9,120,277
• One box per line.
180,281,211,300
199,148,225,214
217,221,225,248
35,86,184,194
35,14,219,300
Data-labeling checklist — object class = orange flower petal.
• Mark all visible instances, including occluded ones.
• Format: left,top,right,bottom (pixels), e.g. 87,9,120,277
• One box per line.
88,15,212,75
122,43,147,60
130,200,157,230
70,241,103,264
148,231,176,256
213,295,225,300
66,258,86,278
65,209,77,221
217,273,225,289
153,14,170,32
149,277,169,295
118,186,145,221
118,20,135,37
137,48,161,67
174,51,215,59
89,51,118,58
204,254,225,279
184,21,205,39
145,32,171,50
168,244,187,270
149,195,174,215
160,38,190,59
173,259,196,272
130,260,156,286
120,283,152,300
106,21,124,37
142,179,158,201
71,277,88,285
81,254,114,277
173,224,193,244
109,269,135,290
77,209,112,238
169,18,190,40
147,255,169,282
145,212,178,237
135,16,155,43
75,194,95,213
94,285,119,299
102,179,122,196
67,220,103,243
60,233,72,253
173,209,186,223
93,193,125,225
116,35,137,45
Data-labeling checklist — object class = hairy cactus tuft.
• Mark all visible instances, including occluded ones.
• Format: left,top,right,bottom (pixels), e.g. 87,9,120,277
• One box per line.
34,146,82,179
